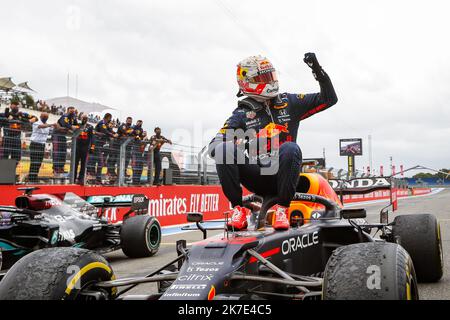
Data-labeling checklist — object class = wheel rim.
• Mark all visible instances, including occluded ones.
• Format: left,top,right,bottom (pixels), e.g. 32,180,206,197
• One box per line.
147,223,161,250
406,259,419,300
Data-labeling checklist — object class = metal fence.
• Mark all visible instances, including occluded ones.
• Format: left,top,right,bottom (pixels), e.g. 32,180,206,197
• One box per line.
0,124,399,188
5,117,421,187
3,128,434,190
0,124,220,186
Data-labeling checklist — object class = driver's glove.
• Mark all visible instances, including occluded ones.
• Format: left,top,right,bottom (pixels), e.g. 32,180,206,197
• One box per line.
304,52,327,82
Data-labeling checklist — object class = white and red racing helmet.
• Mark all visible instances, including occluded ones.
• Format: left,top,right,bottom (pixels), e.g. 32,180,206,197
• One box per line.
236,55,279,100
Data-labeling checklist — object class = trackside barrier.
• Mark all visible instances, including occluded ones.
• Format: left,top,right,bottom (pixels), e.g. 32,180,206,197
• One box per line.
0,128,73,184
0,111,218,186
0,184,434,227
411,188,432,196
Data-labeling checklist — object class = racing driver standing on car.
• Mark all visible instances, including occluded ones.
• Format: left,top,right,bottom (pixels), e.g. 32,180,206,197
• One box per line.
209,53,337,231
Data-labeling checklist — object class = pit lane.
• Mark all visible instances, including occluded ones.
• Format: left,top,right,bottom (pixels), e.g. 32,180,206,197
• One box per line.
105,189,450,299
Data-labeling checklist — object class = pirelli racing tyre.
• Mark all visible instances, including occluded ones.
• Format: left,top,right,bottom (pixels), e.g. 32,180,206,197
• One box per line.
120,215,161,258
393,214,443,282
0,248,116,300
323,242,418,300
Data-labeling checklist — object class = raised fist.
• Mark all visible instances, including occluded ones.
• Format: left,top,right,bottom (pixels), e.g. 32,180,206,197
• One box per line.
303,52,320,70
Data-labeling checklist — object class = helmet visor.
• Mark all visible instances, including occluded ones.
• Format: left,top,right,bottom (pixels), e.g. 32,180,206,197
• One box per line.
248,70,278,84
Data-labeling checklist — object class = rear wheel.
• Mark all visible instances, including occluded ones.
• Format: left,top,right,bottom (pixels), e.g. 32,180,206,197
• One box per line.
120,215,161,258
0,248,116,300
393,214,443,282
323,242,418,300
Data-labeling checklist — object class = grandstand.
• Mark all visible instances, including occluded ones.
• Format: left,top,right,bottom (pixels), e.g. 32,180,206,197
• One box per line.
405,177,450,187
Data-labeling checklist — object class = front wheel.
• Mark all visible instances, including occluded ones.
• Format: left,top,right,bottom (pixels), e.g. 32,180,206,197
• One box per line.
0,248,116,300
323,242,418,300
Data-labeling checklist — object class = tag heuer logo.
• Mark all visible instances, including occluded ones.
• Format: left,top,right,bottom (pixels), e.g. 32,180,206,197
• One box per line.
246,111,256,119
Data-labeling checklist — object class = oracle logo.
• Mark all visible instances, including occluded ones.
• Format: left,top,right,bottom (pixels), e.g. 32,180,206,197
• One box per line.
281,231,319,255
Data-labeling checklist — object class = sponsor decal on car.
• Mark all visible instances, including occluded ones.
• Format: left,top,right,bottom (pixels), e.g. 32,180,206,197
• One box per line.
170,284,207,290
311,212,321,219
207,285,216,300
50,231,59,245
281,231,319,255
329,177,391,190
177,273,214,282
246,111,256,119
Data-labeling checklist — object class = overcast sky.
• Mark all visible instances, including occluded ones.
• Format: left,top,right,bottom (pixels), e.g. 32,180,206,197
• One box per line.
1,0,449,174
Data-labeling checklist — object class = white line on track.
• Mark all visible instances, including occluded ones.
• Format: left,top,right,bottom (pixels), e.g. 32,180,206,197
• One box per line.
344,188,445,209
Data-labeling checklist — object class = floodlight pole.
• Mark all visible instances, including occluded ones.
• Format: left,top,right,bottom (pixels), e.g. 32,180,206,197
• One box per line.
368,134,372,175
347,155,355,178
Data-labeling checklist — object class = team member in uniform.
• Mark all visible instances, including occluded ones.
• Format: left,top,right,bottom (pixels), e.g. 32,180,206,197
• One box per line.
116,117,134,177
28,112,55,183
131,120,145,185
1,102,37,166
148,127,172,186
74,114,94,185
106,120,119,178
88,113,118,184
52,106,78,175
209,53,338,231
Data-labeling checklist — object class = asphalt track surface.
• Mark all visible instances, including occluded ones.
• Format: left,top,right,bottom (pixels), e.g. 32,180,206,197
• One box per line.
106,189,450,299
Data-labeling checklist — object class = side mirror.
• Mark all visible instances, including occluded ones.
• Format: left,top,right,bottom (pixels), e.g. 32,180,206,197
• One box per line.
187,212,203,223
341,208,367,219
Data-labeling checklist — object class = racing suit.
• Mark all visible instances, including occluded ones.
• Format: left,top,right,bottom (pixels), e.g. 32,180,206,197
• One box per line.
209,67,337,208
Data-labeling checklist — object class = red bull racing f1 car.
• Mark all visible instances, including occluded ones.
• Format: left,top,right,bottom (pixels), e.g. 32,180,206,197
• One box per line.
0,187,161,271
0,174,443,300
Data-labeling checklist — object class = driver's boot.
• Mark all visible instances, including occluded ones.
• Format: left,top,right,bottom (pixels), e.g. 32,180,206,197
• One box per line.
272,205,290,230
227,206,251,231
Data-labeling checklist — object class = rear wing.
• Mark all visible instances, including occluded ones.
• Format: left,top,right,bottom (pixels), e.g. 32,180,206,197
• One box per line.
329,177,393,195
329,176,404,211
86,194,149,214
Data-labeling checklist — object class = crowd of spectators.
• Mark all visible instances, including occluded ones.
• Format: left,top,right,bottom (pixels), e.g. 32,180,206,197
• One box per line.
21,100,66,115
0,100,171,186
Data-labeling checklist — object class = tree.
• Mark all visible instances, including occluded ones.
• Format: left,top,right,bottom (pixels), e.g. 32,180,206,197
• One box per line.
412,169,449,179
10,94,20,105
24,94,35,108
